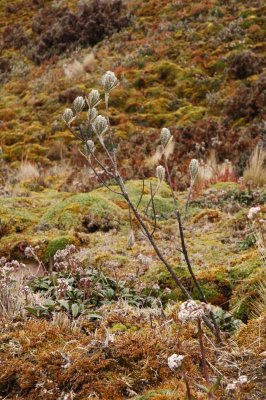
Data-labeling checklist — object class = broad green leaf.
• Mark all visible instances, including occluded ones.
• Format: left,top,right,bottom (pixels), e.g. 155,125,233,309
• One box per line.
71,303,79,318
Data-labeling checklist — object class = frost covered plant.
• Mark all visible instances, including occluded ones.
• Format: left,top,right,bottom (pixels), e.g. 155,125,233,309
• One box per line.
178,300,214,395
92,115,108,137
53,244,81,273
160,127,172,148
189,159,199,183
73,96,85,113
102,71,119,93
156,165,165,182
87,89,101,108
86,139,96,155
185,158,199,217
62,71,221,342
0,257,26,317
62,108,74,125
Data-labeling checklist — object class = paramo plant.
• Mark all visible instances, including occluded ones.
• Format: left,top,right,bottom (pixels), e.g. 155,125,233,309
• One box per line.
62,71,221,342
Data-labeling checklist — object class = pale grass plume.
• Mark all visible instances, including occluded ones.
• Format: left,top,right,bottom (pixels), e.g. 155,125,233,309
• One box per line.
145,140,175,168
197,149,234,184
250,281,266,318
63,53,95,80
243,144,266,187
17,161,40,182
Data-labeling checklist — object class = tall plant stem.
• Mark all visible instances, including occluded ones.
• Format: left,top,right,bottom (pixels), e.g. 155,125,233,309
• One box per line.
163,151,222,342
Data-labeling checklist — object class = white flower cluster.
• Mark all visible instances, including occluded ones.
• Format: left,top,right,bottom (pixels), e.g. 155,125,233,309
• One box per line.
137,254,152,267
160,128,172,148
62,71,119,154
0,257,26,289
167,354,185,370
102,71,119,93
53,245,81,273
57,278,72,298
156,165,165,182
178,300,209,323
226,375,248,392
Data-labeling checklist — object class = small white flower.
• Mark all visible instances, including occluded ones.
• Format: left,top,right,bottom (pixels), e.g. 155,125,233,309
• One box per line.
161,128,172,148
86,140,95,154
102,71,119,93
168,354,185,370
92,115,108,136
156,165,165,182
189,159,199,181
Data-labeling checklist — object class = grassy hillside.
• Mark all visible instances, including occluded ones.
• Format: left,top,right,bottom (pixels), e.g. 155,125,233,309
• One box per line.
0,0,265,177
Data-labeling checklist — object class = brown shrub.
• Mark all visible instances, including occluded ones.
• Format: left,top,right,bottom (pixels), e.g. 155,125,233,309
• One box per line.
224,73,266,121
30,0,130,64
228,51,263,80
1,24,28,50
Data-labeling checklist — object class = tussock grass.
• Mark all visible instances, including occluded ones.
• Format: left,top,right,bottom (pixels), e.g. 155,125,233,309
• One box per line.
17,161,40,182
243,144,266,187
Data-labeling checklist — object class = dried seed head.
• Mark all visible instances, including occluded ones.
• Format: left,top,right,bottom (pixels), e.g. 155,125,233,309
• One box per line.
62,108,74,125
92,115,108,136
161,127,172,148
86,139,95,154
88,89,100,108
156,165,165,182
73,96,85,113
189,159,199,181
87,107,98,122
127,230,135,249
102,71,119,93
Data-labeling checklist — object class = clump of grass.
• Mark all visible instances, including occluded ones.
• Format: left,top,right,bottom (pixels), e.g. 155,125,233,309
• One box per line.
243,144,266,187
17,161,40,182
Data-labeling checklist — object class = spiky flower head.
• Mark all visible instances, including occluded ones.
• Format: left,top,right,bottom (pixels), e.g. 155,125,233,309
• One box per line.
87,89,100,108
189,159,199,181
62,108,74,125
92,115,108,136
86,139,95,154
102,71,119,93
73,96,85,113
87,107,98,122
161,128,172,148
127,230,135,249
156,165,165,182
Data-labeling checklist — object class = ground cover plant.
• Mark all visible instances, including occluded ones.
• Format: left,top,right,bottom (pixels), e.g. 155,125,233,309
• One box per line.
0,0,265,399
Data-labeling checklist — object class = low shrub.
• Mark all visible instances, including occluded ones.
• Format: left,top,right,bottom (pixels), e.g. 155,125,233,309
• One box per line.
30,0,130,64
